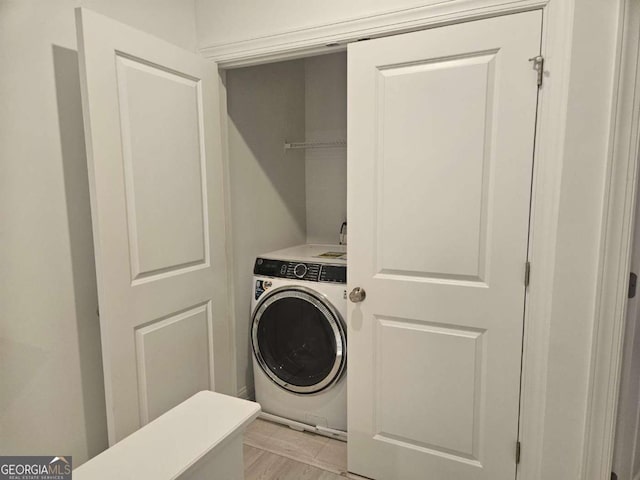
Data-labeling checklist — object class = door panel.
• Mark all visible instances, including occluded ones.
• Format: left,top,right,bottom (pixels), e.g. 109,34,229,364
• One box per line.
377,52,496,281
116,55,208,279
76,8,233,445
134,303,213,424
376,317,484,460
348,11,541,480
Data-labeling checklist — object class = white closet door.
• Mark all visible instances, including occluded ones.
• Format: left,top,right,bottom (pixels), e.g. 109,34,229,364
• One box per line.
347,11,541,480
76,8,233,445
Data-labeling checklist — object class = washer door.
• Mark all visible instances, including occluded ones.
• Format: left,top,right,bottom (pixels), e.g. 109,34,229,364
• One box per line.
252,286,346,394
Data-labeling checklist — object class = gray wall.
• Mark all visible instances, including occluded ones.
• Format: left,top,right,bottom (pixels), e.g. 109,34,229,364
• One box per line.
195,0,447,48
225,60,307,397
305,53,348,245
0,0,198,465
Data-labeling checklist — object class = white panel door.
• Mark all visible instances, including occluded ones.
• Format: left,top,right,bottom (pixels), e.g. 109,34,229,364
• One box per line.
76,8,233,445
347,11,541,480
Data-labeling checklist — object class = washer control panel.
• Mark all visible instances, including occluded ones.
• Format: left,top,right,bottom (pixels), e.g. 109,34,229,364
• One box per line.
254,258,346,284
293,263,308,278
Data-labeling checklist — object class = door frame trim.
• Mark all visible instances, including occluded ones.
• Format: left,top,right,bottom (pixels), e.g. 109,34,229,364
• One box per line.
582,1,640,478
201,0,549,68
208,1,635,478
216,69,240,400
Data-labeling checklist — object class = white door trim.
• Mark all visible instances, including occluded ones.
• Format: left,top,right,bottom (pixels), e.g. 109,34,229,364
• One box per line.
512,1,575,478
582,1,640,479
216,69,239,399
207,1,633,478
201,0,549,68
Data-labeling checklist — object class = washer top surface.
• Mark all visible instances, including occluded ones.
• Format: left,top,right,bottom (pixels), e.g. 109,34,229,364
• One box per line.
259,244,346,264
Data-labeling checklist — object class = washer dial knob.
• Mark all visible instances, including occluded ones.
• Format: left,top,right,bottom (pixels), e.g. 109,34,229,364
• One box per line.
294,263,307,279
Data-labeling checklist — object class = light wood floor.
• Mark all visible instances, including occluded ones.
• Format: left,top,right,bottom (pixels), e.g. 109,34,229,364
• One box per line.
243,418,368,480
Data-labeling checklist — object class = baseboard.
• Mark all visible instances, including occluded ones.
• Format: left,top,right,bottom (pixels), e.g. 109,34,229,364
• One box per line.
237,385,254,400
258,412,347,442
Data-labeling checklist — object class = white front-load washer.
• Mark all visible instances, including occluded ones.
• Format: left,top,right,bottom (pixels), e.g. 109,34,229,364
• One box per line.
251,244,347,437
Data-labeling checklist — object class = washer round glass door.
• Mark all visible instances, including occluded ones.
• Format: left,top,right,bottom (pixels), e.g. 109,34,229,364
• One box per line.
252,286,346,394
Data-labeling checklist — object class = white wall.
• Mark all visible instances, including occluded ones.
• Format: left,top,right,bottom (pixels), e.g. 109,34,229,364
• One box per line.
80,0,197,51
195,0,452,48
0,0,198,465
225,60,307,397
305,53,347,245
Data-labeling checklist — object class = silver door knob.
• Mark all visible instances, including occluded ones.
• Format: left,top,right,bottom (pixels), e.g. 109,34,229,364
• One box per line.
349,287,366,303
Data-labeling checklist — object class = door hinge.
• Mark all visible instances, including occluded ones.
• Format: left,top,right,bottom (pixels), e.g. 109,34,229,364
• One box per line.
529,55,544,87
629,272,637,299
524,262,531,288
516,441,521,464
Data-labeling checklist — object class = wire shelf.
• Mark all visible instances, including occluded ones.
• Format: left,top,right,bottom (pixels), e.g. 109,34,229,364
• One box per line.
284,140,347,150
